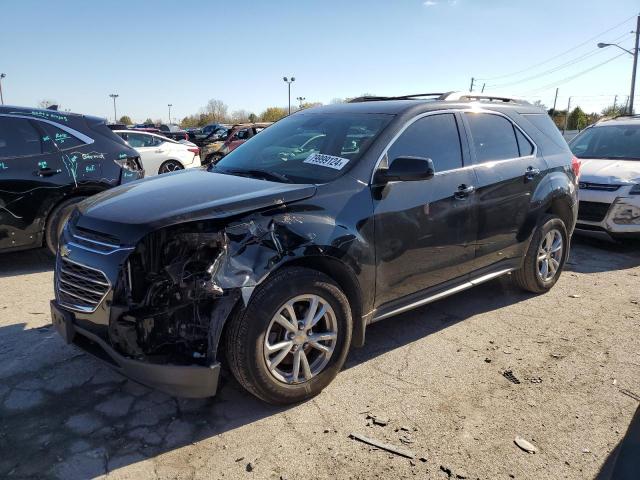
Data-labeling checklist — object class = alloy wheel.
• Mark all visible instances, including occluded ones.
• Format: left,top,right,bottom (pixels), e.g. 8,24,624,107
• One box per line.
263,294,338,384
159,161,183,174
536,229,563,282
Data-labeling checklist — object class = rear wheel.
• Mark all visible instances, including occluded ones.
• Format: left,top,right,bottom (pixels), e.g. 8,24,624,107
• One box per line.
512,214,568,293
225,267,352,404
158,160,184,174
45,196,87,255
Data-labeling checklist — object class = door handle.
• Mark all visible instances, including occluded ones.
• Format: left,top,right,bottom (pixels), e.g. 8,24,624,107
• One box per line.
155,149,165,153
35,168,60,177
525,166,541,181
454,184,475,199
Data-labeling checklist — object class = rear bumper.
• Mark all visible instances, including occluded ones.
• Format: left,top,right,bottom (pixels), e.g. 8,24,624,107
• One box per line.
51,300,220,398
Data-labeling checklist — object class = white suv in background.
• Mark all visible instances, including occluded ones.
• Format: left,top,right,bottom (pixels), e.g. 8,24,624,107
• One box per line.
569,117,640,240
115,130,201,176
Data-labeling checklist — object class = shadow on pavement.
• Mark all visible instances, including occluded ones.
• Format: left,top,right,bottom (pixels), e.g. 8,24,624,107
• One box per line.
565,236,640,274
0,273,533,479
596,406,640,480
0,248,54,278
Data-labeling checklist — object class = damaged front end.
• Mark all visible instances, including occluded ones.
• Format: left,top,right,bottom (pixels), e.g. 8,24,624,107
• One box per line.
52,193,334,397
111,227,232,365
110,217,296,367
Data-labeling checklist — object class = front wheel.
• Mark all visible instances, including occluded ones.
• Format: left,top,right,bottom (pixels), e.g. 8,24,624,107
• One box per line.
225,267,352,404
512,214,569,293
158,160,184,175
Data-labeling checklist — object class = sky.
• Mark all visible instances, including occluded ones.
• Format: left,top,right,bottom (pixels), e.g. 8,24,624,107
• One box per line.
1,0,639,123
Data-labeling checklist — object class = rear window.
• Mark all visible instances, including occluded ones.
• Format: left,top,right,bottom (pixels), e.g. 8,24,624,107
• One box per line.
38,122,85,150
521,113,567,149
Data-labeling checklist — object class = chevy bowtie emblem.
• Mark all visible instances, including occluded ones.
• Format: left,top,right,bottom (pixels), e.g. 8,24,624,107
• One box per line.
59,244,71,257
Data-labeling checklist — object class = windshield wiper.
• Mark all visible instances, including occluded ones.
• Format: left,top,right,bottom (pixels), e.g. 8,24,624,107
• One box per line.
215,167,291,183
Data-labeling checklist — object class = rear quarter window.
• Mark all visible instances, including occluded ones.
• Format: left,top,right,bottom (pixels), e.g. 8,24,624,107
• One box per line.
521,113,568,149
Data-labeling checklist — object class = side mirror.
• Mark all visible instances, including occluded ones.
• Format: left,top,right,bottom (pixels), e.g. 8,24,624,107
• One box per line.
374,156,435,184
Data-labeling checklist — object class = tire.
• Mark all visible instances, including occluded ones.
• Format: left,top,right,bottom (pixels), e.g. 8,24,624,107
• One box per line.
158,160,184,175
225,267,352,405
206,153,223,165
512,214,569,293
45,196,87,256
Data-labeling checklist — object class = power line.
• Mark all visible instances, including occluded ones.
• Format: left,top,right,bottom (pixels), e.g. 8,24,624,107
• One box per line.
522,52,627,95
476,14,636,81
485,34,631,89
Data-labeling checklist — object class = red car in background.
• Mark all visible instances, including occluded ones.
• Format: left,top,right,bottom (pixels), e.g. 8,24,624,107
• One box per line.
201,122,272,165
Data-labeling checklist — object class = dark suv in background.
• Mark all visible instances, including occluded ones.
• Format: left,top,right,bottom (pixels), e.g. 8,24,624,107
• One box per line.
0,106,143,254
50,93,578,404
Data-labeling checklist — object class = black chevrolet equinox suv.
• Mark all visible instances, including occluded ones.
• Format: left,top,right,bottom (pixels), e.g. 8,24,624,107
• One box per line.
50,93,578,403
0,106,143,254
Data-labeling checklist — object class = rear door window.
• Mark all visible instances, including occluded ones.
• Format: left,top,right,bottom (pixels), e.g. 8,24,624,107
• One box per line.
387,113,463,172
126,133,162,148
465,113,520,162
0,117,45,158
38,122,85,151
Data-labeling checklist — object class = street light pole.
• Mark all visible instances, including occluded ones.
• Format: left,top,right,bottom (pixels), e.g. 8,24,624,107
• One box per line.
0,73,5,105
168,104,172,124
597,16,640,114
283,76,295,115
109,94,119,123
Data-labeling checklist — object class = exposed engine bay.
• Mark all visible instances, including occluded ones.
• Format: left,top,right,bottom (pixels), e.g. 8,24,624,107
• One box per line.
106,215,308,365
109,225,230,364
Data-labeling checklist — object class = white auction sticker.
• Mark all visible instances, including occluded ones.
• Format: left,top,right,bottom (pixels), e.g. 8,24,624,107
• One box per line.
303,153,350,170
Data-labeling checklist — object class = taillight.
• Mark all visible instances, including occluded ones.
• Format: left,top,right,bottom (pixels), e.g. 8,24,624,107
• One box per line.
188,147,200,156
571,155,581,179
114,155,142,172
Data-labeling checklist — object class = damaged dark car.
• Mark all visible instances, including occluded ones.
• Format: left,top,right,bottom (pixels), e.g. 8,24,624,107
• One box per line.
51,93,578,404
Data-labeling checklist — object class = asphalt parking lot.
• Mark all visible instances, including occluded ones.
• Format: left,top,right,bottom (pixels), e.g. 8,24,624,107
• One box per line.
0,237,639,480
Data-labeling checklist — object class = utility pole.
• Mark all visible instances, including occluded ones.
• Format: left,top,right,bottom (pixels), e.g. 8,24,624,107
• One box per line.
168,104,172,124
481,83,486,93
613,94,618,112
563,96,572,133
0,73,5,105
109,94,119,123
469,77,475,92
552,88,559,114
630,14,639,114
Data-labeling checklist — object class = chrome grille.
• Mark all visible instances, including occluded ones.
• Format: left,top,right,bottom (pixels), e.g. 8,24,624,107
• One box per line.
57,258,110,312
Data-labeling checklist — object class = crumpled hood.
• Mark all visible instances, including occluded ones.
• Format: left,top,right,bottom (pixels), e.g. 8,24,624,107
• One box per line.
75,168,316,242
579,159,640,185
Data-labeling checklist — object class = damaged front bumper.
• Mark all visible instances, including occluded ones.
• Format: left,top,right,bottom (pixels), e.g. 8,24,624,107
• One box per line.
51,300,220,397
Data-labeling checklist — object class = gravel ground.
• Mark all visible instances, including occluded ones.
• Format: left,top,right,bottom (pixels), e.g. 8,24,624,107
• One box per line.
0,237,639,480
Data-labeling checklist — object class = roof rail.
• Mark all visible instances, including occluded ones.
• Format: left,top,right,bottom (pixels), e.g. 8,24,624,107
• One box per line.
348,93,447,103
611,113,640,120
441,92,530,104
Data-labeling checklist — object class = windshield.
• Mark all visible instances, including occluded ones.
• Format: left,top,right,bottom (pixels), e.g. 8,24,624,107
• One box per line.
570,124,640,160
214,113,392,183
